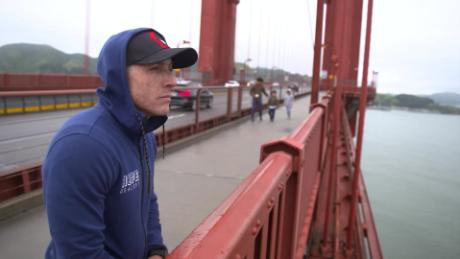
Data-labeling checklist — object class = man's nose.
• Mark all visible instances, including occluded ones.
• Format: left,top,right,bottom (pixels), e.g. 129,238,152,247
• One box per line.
165,74,176,88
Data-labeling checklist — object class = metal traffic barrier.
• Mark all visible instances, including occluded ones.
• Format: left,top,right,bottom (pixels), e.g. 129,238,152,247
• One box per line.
0,73,101,91
0,89,97,115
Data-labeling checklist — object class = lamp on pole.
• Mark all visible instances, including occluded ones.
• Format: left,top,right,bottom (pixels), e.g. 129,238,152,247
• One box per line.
270,66,278,83
84,0,91,74
371,70,378,88
243,58,252,82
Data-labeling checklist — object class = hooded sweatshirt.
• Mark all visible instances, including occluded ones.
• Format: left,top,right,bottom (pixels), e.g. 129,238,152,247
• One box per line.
43,28,168,259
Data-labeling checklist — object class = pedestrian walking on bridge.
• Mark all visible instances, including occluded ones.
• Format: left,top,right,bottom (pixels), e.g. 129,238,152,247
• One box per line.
283,88,294,119
250,77,268,121
267,90,279,122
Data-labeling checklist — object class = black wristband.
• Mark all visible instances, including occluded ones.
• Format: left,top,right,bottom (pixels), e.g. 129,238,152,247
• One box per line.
147,247,168,259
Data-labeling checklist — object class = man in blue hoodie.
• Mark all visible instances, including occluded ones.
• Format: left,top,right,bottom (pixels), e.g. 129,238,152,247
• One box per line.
43,28,198,259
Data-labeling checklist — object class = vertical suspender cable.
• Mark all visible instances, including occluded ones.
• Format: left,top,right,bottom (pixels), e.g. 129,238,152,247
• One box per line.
264,2,271,78
306,0,315,48
247,0,253,63
189,0,193,42
84,0,91,74
150,0,155,27
256,0,264,73
311,0,325,105
347,0,376,252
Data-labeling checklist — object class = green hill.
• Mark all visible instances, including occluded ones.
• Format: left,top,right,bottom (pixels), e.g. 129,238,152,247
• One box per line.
0,43,97,74
0,43,310,84
373,93,460,115
429,92,460,107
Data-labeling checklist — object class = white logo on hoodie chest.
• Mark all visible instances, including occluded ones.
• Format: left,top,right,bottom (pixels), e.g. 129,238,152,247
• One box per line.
120,169,140,194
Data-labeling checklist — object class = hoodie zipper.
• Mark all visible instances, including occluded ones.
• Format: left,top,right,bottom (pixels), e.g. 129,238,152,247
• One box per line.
138,117,151,258
138,144,148,258
139,118,152,196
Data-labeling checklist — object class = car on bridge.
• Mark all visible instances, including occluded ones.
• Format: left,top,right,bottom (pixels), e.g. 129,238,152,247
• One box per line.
246,79,256,87
224,80,240,88
170,79,214,110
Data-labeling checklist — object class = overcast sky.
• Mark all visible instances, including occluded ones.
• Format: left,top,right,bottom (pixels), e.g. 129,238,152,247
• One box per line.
0,0,459,95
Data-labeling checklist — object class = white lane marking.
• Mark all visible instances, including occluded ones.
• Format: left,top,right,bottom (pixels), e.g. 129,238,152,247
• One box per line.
168,114,186,120
0,114,186,146
0,132,55,145
0,163,18,172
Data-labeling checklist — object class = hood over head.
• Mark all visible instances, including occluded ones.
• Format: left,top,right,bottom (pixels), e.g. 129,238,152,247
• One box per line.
96,28,197,135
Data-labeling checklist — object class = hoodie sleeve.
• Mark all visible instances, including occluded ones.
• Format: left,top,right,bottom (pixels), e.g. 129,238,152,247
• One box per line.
44,134,119,259
147,191,167,252
146,135,167,253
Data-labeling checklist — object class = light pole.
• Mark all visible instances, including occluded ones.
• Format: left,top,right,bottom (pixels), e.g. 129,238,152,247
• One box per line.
371,70,378,88
84,0,91,74
270,66,278,83
244,58,252,83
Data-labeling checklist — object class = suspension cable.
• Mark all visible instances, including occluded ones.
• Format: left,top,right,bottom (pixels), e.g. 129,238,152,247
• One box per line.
306,0,315,48
247,0,253,63
188,0,193,42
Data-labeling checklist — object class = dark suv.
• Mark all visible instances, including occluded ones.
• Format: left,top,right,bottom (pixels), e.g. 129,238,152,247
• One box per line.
170,79,214,110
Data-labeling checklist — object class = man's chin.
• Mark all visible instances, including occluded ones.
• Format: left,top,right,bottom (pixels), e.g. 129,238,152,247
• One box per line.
151,108,170,117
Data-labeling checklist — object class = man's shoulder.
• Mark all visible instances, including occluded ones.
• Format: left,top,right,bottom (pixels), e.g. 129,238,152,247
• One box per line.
52,105,122,148
59,106,105,134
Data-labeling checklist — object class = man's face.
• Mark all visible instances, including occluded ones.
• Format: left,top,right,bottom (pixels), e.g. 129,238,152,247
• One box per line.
127,59,176,116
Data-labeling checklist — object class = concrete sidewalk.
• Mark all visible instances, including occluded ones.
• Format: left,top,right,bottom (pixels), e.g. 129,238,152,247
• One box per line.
0,96,312,258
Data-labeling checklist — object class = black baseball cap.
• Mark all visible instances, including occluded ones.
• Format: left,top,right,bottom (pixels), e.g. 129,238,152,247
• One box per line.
126,29,198,68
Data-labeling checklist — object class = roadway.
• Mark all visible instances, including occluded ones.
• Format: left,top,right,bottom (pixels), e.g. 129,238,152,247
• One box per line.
0,94,313,259
0,87,302,173
0,93,248,173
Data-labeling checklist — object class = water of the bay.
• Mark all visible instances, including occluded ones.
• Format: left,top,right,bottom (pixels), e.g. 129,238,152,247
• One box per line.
362,109,460,259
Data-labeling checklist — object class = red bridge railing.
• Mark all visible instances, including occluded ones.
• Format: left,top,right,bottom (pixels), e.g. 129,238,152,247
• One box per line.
180,93,325,257
0,73,101,91
169,94,381,258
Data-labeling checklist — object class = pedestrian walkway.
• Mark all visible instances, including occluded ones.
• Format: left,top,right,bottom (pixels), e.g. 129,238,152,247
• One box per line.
0,96,312,258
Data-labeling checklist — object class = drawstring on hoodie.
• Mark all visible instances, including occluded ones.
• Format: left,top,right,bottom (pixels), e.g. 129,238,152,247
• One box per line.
137,115,151,194
162,124,165,159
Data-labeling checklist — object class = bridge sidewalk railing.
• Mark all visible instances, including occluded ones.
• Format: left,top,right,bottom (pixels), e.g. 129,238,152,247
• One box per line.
169,96,331,258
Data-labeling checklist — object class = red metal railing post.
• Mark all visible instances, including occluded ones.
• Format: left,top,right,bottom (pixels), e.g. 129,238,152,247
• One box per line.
238,69,244,115
21,172,31,193
311,98,329,172
320,77,339,255
347,0,375,251
2,73,7,88
65,75,70,89
237,86,242,115
321,0,349,251
195,89,202,132
35,74,40,88
226,87,233,120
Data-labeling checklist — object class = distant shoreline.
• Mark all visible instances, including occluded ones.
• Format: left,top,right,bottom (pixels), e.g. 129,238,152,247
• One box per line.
368,105,460,116
372,93,460,115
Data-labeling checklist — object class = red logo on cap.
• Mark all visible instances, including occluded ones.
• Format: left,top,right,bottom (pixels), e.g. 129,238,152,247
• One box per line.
149,32,169,49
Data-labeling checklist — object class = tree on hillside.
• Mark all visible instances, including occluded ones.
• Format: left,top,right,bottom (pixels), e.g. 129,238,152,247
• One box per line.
394,94,434,109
